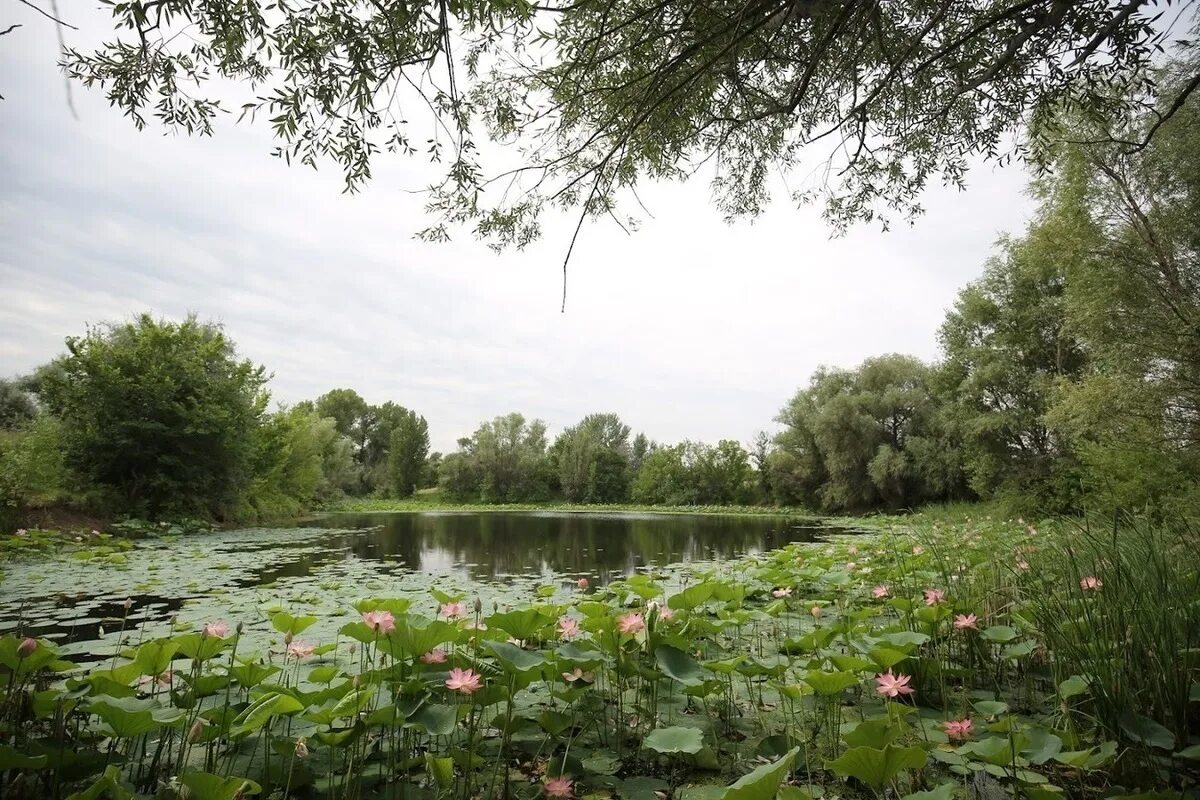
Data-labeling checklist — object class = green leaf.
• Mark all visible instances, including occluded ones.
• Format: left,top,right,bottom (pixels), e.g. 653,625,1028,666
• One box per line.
720,747,799,800
844,718,902,749
230,661,280,688
229,692,304,738
426,754,455,793
1058,675,1089,700
0,745,49,770
409,704,457,736
644,726,705,755
669,582,715,611
827,745,927,789
1119,712,1175,750
656,645,710,686
65,766,135,800
483,640,546,672
178,772,262,800
1176,744,1200,761
972,700,1009,716
802,670,858,696
270,611,318,636
980,626,1017,643
133,640,178,676
487,608,550,641
901,784,957,800
867,648,909,670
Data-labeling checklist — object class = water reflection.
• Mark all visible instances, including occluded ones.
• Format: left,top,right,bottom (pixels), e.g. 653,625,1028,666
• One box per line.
307,512,839,583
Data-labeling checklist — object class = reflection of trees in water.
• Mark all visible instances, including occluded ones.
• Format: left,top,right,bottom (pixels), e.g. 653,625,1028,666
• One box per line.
323,513,835,582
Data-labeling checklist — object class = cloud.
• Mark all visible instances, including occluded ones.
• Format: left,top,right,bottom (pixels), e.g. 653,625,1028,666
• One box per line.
0,5,1034,451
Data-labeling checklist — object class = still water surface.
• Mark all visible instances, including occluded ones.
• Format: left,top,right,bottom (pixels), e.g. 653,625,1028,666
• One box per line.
0,511,853,655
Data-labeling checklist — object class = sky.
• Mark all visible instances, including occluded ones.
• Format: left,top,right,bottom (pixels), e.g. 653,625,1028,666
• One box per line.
0,5,1035,452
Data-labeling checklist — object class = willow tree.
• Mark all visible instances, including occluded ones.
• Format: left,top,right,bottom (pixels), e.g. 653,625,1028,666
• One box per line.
55,1,1194,262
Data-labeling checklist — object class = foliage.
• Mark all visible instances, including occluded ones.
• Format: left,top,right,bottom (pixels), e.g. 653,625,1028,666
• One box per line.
387,409,431,498
771,355,964,512
36,314,269,518
58,0,1190,242
439,413,553,502
2,509,1195,798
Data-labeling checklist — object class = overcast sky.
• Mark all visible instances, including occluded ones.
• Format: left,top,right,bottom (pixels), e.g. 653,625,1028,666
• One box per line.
0,5,1035,452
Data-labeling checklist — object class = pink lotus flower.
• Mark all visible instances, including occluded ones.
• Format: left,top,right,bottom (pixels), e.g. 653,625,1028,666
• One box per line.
287,641,316,659
188,720,205,743
912,545,925,555
1016,559,1030,571
446,667,483,694
561,668,594,684
953,613,979,630
421,648,447,664
14,528,27,537
872,585,890,598
810,606,823,618
923,588,946,606
617,613,645,635
295,737,310,758
1080,576,1103,591
17,638,37,658
657,605,675,622
943,718,974,741
544,776,574,798
847,545,858,555
772,587,792,598
557,616,581,639
440,602,466,619
874,670,915,698
202,620,229,639
362,609,396,634
576,578,589,590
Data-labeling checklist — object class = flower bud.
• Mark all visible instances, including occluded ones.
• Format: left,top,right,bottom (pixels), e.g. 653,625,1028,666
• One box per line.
473,597,483,615
284,632,293,646
188,720,204,743
17,638,37,658
295,737,309,759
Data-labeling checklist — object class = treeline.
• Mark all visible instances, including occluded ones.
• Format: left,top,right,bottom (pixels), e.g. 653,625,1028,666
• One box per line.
0,317,431,526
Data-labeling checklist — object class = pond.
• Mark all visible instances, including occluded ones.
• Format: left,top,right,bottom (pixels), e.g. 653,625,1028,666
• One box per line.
0,511,852,660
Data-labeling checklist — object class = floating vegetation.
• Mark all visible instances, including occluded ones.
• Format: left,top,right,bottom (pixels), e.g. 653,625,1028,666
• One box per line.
0,514,1196,800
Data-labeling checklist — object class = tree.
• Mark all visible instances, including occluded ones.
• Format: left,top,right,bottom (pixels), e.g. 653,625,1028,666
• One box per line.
388,410,430,498
631,445,690,505
939,213,1089,510
61,2,1191,249
552,413,632,502
771,354,961,511
316,389,372,465
37,314,269,518
439,413,551,502
0,378,36,430
1040,55,1200,514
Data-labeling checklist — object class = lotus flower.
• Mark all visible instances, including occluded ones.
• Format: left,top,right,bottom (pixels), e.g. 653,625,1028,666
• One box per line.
202,620,229,639
14,528,27,537
872,585,890,598
562,668,594,684
440,601,466,619
17,638,37,658
874,670,915,698
810,606,823,618
557,616,581,639
953,613,979,630
544,777,574,798
1016,559,1030,571
912,545,925,555
446,667,483,694
656,605,675,622
576,578,589,590
421,648,447,664
923,588,945,606
362,609,396,634
943,718,974,741
848,545,858,555
772,587,792,598
617,613,645,635
1080,576,1103,591
295,737,310,758
287,641,315,659
188,720,205,743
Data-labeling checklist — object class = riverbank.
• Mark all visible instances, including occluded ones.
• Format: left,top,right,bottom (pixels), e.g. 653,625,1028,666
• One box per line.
328,493,818,518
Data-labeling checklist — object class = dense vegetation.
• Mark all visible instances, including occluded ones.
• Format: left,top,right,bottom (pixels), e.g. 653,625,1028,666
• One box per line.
4,62,1198,526
2,512,1197,799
